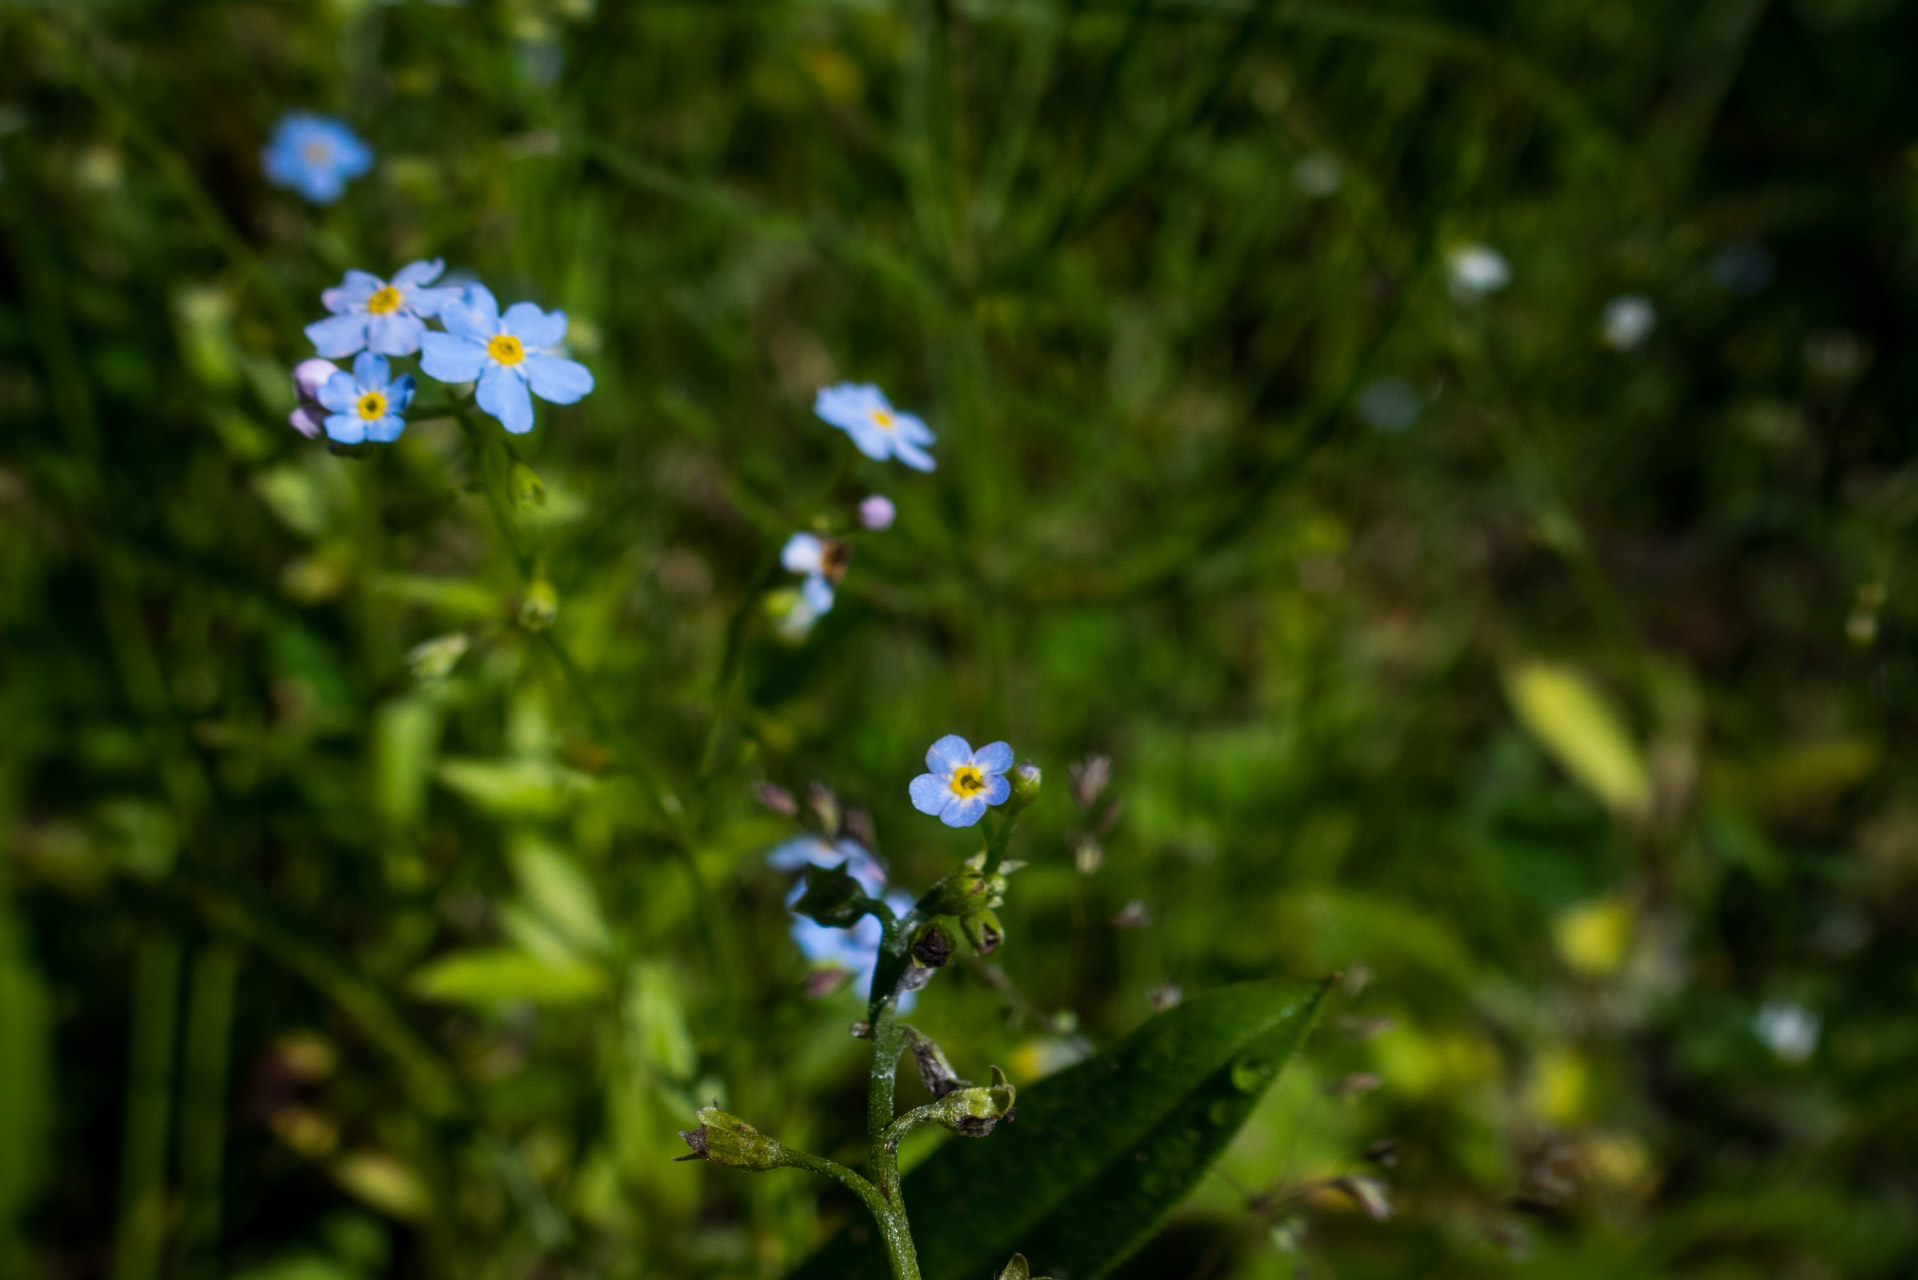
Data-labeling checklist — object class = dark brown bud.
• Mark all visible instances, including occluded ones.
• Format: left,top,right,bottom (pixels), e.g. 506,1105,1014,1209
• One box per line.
911,922,955,969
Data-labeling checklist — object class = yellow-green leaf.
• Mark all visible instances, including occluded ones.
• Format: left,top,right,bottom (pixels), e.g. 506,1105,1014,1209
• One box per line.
1504,661,1652,819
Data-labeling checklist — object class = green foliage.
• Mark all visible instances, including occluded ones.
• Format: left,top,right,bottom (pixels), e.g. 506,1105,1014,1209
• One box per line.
3,0,1918,1277
794,980,1326,1280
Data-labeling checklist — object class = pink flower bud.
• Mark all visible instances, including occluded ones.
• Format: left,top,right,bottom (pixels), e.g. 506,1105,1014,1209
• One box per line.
858,494,896,530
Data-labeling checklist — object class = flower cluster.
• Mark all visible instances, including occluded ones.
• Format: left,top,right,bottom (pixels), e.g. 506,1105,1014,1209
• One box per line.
293,262,593,445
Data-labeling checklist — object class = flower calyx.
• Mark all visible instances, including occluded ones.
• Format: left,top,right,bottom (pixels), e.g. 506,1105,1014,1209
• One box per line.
926,1065,1016,1137
996,1255,1058,1280
675,1106,790,1172
791,861,880,928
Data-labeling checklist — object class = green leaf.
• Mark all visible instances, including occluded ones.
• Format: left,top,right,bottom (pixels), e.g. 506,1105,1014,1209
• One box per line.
789,979,1327,1280
1503,661,1652,820
408,948,607,1007
434,758,597,820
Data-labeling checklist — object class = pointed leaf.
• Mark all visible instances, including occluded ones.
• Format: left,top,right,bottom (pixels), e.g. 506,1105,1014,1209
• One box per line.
789,979,1327,1280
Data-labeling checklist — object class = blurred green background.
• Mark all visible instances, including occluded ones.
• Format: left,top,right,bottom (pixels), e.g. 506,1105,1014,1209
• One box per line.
4,0,1917,1277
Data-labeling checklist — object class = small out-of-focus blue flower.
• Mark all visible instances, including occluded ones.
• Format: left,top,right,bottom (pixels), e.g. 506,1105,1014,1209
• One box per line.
306,260,462,358
317,351,415,445
858,494,896,530
262,113,372,205
814,383,935,472
1754,1000,1819,1064
1357,377,1422,434
767,836,914,1005
290,358,339,439
781,532,849,617
420,284,594,433
1600,295,1656,351
1446,243,1511,302
909,735,1014,828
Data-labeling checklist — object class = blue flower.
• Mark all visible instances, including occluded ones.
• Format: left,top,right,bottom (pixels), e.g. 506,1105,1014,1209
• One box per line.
909,735,1014,828
814,383,935,472
420,284,594,434
305,260,462,358
766,836,914,1005
781,533,849,617
261,113,372,205
316,351,415,445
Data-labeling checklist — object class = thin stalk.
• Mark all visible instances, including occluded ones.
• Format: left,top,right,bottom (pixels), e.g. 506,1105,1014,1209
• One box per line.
177,942,240,1278
862,999,922,1280
111,934,182,1280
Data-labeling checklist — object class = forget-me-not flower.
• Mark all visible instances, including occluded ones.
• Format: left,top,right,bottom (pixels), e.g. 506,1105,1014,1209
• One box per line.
910,735,1014,828
781,532,850,616
306,260,462,358
1446,243,1511,303
1600,295,1657,351
767,835,914,1005
316,351,415,445
261,113,372,205
814,383,935,472
421,284,594,434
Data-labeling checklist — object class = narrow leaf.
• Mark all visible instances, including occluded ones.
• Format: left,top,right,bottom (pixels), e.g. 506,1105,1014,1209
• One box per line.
789,978,1327,1280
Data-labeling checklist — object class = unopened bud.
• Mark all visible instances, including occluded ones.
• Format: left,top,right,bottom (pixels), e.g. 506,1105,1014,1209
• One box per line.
518,576,558,631
961,908,1004,956
675,1107,789,1171
906,1029,968,1099
510,462,547,513
1007,761,1043,813
405,632,469,682
926,1066,1015,1137
996,1255,1057,1280
755,783,798,817
1068,754,1112,810
842,807,876,851
920,868,991,919
910,922,954,969
792,862,873,928
807,780,841,838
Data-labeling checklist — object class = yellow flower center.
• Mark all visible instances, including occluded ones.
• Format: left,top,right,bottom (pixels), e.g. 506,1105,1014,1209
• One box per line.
366,285,403,315
949,765,986,797
871,408,896,432
356,391,389,421
488,333,525,365
302,141,332,165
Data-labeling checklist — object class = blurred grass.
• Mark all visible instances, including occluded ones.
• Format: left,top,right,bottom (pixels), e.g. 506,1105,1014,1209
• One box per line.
3,0,1918,1278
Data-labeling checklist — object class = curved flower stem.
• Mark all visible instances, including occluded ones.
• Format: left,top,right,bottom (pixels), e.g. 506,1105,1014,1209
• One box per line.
863,997,923,1280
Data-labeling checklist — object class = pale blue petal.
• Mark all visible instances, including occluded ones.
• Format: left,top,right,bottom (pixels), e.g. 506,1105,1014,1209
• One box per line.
782,533,824,574
440,295,496,344
337,272,382,305
982,774,1011,806
366,414,406,444
801,574,835,615
391,259,445,289
289,406,323,439
478,362,535,434
840,419,894,461
893,411,935,446
317,371,359,414
767,835,835,872
420,332,487,383
367,312,425,357
461,284,501,329
892,438,937,473
974,741,1014,774
814,382,886,431
351,351,390,390
909,774,952,816
502,302,568,348
790,915,856,966
941,794,989,828
387,374,416,412
522,354,593,404
926,734,973,773
304,312,369,358
406,285,463,318
322,413,365,445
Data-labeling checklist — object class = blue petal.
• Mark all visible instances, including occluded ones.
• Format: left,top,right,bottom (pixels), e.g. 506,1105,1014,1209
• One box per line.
304,312,369,359
909,773,952,816
893,411,935,446
974,741,1014,774
502,302,568,349
440,293,497,344
366,414,406,444
367,312,425,357
406,285,463,319
801,574,835,615
336,271,382,307
322,413,365,445
388,374,416,412
522,354,593,404
892,438,937,473
767,835,835,872
478,362,535,434
840,419,895,461
982,774,1011,805
940,794,990,828
317,371,360,414
925,734,973,773
351,351,390,390
814,382,885,431
420,332,487,383
782,533,824,574
461,284,501,329
391,259,445,289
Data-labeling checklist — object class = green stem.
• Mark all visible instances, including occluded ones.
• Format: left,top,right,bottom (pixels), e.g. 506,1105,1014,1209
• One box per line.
177,942,240,1278
862,999,922,1280
111,934,182,1280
